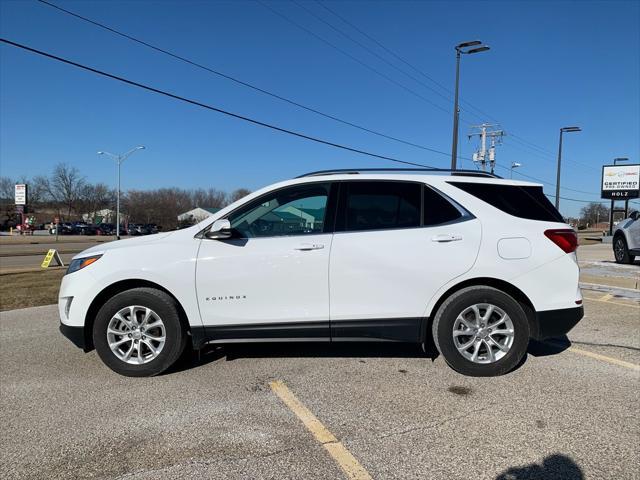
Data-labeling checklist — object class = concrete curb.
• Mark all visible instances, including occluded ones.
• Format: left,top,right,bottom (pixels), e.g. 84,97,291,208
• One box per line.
580,282,640,300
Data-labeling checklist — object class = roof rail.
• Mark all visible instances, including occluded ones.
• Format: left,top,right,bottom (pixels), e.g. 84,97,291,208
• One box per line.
296,168,501,179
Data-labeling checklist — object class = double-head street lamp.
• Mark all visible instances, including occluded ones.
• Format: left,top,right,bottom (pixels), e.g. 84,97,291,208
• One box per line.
554,126,581,210
451,40,490,170
97,146,145,239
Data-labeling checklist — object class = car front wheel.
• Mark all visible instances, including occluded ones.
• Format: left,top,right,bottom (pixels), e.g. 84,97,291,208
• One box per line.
432,286,530,377
93,287,188,377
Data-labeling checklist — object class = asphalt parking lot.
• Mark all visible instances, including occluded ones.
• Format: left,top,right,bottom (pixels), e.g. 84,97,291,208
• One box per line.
0,289,638,480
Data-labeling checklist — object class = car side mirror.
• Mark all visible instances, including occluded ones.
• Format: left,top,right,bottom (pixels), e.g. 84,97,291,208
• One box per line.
205,219,232,239
630,211,639,221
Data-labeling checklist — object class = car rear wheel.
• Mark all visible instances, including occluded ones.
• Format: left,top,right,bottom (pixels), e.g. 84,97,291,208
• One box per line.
93,287,188,377
613,235,634,264
432,286,530,377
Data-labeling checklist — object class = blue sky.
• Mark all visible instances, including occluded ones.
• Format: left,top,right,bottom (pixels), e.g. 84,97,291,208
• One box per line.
1,0,638,217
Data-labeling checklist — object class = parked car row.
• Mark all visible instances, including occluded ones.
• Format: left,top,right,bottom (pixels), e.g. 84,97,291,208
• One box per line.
48,222,161,236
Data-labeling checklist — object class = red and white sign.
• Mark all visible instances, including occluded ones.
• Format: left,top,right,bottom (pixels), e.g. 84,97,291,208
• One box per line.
14,184,27,205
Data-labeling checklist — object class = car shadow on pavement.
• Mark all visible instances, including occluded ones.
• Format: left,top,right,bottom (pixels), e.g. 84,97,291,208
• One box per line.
495,453,584,480
221,342,428,361
527,335,571,357
168,342,432,374
168,337,573,375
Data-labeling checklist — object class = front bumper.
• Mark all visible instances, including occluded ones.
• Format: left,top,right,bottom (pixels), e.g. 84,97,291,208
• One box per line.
533,306,584,340
59,322,88,351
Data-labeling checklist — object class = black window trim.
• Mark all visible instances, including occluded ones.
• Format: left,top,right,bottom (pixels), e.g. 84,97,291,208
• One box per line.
447,181,564,223
197,180,337,240
196,179,474,239
423,183,475,227
334,179,474,234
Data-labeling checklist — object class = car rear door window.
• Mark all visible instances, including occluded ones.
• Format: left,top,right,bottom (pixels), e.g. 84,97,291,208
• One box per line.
423,185,464,226
341,181,421,232
449,182,564,222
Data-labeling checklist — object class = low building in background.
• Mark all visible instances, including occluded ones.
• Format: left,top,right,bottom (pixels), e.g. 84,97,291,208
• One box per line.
82,208,116,224
177,207,221,225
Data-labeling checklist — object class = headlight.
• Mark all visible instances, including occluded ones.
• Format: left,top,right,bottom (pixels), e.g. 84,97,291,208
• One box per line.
66,255,102,275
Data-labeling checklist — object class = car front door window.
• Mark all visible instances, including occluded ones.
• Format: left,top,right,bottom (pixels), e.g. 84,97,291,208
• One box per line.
229,183,330,238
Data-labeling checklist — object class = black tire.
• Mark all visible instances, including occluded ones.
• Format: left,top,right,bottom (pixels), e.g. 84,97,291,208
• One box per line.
432,286,530,377
613,235,634,264
93,287,188,377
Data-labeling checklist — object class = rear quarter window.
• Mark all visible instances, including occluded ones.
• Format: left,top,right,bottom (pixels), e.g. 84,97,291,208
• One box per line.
449,182,564,223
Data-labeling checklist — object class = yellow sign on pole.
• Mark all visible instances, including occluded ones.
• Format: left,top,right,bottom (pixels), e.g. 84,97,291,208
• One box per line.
41,249,64,268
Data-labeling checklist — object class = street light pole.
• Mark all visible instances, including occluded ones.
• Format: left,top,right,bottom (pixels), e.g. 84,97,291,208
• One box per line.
98,146,145,240
510,162,521,178
554,126,581,211
451,48,461,171
450,41,490,170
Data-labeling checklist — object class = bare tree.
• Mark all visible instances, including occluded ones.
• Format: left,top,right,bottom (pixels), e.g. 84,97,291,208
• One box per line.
228,188,251,204
192,188,227,209
124,188,193,229
78,183,114,222
27,175,51,205
48,163,86,216
0,176,13,201
580,202,609,227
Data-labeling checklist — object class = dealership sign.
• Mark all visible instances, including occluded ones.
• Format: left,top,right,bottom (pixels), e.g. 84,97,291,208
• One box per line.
14,184,27,205
601,164,640,199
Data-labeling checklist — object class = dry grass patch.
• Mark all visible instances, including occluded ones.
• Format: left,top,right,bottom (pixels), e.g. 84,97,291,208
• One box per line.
0,269,65,311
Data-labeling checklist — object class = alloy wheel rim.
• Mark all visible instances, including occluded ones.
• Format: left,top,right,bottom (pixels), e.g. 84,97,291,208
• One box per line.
452,303,515,364
615,239,625,261
107,306,166,365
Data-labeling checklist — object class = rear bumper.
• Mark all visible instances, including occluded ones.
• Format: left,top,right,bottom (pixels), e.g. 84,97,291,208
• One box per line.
59,322,87,351
533,306,584,340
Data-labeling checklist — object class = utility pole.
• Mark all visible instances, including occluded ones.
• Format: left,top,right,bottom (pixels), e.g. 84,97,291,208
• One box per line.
469,124,504,173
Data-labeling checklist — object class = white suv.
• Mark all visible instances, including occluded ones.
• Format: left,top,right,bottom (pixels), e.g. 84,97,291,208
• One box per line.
613,210,640,264
59,169,583,377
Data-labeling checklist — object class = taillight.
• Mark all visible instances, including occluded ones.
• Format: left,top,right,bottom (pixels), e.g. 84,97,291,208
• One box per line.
544,229,578,253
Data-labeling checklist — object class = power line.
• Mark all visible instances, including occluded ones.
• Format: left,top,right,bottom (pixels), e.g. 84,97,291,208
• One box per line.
293,0,479,120
1,36,619,207
0,38,436,169
501,139,600,178
314,0,488,121
41,0,600,176
544,194,607,204
505,136,601,173
256,0,461,120
36,0,454,159
493,163,602,198
314,1,601,173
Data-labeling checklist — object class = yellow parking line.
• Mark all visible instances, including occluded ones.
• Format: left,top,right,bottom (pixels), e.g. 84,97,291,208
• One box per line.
599,293,613,301
270,380,372,480
583,297,640,309
566,346,640,371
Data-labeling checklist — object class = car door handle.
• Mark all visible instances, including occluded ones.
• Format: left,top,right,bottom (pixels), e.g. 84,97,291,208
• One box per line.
294,243,325,251
431,234,463,243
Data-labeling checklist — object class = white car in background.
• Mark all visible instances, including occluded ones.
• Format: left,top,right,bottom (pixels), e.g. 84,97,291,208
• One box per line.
58,168,583,377
613,210,640,264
